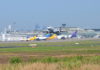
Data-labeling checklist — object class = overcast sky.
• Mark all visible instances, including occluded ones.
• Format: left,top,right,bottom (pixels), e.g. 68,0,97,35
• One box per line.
0,0,100,31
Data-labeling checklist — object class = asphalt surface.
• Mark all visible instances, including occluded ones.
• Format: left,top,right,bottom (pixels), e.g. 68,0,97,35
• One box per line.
0,38,100,44
0,38,99,48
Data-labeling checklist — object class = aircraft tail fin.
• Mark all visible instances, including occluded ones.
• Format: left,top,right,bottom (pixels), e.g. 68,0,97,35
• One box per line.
71,30,78,38
28,36,37,40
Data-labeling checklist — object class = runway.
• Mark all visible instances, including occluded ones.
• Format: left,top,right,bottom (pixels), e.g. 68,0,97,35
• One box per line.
0,38,100,48
0,38,100,44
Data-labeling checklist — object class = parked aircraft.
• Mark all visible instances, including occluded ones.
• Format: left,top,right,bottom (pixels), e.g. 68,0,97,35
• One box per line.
36,34,52,40
28,36,37,41
27,30,78,41
68,30,78,38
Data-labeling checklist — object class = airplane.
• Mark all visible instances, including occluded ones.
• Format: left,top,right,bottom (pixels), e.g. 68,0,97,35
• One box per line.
27,26,78,41
27,36,37,41
47,34,57,40
36,34,52,40
56,31,78,40
68,30,78,38
46,26,78,39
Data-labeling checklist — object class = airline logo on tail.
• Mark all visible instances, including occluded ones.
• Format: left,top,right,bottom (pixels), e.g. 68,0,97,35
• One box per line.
70,30,78,38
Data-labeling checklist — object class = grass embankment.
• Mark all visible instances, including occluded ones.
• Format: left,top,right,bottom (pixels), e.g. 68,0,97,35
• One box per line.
0,40,100,70
0,63,100,70
0,56,100,70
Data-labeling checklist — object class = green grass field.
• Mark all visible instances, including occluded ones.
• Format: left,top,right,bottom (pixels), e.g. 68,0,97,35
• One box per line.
0,40,100,54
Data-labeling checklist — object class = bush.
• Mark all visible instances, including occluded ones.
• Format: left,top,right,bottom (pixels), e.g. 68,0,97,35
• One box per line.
9,57,22,64
41,57,59,63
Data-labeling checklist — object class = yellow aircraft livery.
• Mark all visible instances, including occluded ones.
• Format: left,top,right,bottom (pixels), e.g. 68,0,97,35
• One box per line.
47,34,57,40
28,36,37,41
